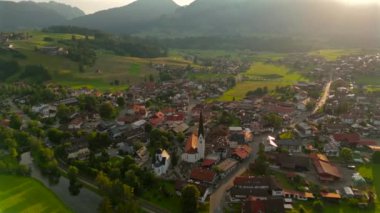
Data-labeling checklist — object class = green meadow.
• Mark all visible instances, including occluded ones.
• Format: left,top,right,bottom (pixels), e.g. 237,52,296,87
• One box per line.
217,62,307,101
0,175,71,213
2,32,201,91
309,49,361,61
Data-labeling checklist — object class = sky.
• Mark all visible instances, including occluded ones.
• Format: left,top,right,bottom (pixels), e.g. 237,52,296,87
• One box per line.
4,0,379,14
7,0,196,14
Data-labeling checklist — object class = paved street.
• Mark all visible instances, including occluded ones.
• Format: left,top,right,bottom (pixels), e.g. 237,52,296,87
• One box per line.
313,80,332,114
209,135,263,213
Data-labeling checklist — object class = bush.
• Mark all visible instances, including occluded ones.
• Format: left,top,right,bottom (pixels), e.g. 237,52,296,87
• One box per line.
372,151,380,164
313,200,324,211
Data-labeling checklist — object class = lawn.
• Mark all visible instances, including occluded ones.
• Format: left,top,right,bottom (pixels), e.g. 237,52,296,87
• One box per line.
309,49,361,61
0,175,71,213
141,180,181,212
188,72,233,81
216,62,307,101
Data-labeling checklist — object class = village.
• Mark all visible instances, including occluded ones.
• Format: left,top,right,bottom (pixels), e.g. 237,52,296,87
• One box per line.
0,50,380,213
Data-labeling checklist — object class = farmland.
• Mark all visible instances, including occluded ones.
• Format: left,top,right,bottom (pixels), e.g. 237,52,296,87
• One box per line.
0,175,71,213
2,31,196,91
309,49,361,61
216,62,308,101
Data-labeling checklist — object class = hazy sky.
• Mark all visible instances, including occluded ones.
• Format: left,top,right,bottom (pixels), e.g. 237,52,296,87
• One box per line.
7,0,196,14
4,0,379,14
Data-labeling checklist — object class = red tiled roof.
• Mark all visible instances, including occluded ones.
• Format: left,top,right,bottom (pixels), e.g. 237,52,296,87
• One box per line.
166,113,185,122
333,133,360,144
190,168,216,183
185,133,198,154
320,192,341,199
358,140,377,146
313,159,341,179
69,117,83,125
202,159,217,167
232,145,251,160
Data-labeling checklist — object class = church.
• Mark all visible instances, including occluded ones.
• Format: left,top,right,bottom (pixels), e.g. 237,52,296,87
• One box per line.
181,112,205,163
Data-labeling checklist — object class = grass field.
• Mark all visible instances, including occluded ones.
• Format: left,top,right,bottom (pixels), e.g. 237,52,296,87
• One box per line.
309,49,361,61
0,175,71,213
216,62,307,101
141,180,181,212
188,72,233,81
3,32,202,91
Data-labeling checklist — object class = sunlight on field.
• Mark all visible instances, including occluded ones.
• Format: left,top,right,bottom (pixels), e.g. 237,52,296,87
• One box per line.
216,62,307,101
0,175,71,213
309,49,361,61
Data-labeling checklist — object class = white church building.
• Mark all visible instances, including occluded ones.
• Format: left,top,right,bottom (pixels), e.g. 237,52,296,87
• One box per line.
152,149,171,176
182,112,205,163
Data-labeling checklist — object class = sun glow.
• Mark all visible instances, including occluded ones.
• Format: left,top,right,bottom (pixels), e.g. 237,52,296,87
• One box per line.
344,0,379,5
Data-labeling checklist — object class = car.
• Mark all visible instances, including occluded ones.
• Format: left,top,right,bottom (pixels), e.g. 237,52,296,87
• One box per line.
347,165,356,170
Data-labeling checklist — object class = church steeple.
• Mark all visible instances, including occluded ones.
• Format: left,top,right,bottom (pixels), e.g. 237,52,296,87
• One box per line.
198,110,204,137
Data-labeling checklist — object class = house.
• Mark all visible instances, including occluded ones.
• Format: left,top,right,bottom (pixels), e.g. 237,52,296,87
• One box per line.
189,168,217,185
296,122,312,137
31,104,57,118
232,145,252,161
320,192,341,202
67,148,90,160
277,140,303,153
311,153,341,182
229,176,283,202
150,112,165,127
372,115,380,126
65,138,90,160
135,146,149,166
264,136,278,152
216,158,238,178
182,112,206,163
283,190,314,201
152,149,170,176
242,197,285,213
323,140,340,157
132,120,146,129
276,153,310,171
68,117,84,130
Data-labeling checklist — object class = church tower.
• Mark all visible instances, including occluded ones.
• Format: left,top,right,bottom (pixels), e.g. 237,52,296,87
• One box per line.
198,111,205,159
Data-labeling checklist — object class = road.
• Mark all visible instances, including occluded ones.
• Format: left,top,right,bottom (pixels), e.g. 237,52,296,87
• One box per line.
209,136,263,213
312,80,332,115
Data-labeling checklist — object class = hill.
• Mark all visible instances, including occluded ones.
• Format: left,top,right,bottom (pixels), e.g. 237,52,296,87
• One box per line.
38,1,85,20
69,0,380,42
70,0,179,34
0,1,85,30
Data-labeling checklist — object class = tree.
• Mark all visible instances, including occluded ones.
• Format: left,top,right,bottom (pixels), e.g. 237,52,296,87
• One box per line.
181,184,200,213
372,151,380,164
340,147,353,163
298,205,306,213
312,200,324,211
263,113,283,129
98,197,113,213
10,114,22,130
116,97,125,108
47,128,64,144
149,74,154,82
56,104,74,123
68,166,82,196
251,143,268,175
99,102,116,120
